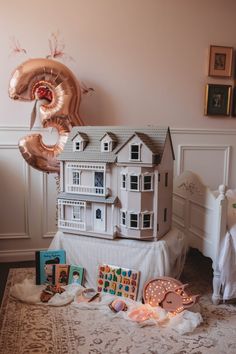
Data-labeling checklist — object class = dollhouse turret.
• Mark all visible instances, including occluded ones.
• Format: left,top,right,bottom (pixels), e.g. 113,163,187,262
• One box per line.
57,126,175,240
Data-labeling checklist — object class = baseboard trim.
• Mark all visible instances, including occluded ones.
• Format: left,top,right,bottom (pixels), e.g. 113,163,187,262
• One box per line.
0,248,47,262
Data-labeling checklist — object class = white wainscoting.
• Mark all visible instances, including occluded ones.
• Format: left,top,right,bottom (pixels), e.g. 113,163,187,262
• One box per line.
171,128,236,191
0,126,236,261
0,126,57,261
177,144,230,189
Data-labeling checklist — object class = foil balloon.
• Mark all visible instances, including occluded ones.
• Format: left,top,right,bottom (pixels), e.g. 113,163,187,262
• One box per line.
9,58,83,173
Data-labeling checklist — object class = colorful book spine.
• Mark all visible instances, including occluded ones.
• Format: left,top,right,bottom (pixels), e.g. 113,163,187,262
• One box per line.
35,249,66,285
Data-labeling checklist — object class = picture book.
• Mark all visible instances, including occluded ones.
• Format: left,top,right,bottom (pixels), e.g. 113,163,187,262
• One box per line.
97,264,140,300
53,264,70,286
68,265,84,285
35,249,66,285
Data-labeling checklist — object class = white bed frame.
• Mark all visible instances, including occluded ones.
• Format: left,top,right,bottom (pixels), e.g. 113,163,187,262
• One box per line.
172,170,227,304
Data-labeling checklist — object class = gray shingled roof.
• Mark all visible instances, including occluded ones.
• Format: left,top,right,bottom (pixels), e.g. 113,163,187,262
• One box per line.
71,131,89,142
58,192,117,204
59,126,174,163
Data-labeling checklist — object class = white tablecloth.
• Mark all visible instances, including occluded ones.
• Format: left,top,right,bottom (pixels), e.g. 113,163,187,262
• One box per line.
49,228,187,300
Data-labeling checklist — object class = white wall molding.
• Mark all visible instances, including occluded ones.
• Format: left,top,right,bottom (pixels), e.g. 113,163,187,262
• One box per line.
0,125,47,132
177,144,230,186
171,128,236,135
0,144,30,240
41,173,57,238
0,248,47,262
2,126,236,135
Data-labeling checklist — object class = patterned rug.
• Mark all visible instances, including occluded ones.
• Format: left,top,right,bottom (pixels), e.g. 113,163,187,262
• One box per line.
0,250,236,354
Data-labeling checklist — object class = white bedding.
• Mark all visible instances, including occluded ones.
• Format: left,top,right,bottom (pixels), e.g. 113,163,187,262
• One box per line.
219,189,236,300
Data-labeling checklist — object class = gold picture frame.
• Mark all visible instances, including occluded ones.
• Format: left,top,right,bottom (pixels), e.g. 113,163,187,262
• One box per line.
204,84,232,116
208,45,233,78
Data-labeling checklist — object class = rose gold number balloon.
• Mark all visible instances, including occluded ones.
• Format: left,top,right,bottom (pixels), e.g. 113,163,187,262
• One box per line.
9,58,83,173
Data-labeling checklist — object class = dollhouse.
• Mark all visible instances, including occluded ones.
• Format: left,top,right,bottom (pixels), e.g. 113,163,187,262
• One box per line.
57,126,174,240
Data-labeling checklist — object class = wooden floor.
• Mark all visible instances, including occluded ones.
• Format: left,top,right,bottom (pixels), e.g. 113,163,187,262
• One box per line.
0,261,35,306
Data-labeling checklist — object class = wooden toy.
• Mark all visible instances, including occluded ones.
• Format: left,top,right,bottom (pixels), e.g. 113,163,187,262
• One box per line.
57,126,174,240
143,276,199,314
97,264,140,300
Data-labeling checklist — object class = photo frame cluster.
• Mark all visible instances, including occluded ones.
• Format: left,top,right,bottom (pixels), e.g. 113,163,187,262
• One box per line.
204,45,236,117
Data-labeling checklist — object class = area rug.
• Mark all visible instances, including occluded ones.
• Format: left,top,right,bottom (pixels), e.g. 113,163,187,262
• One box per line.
0,251,236,354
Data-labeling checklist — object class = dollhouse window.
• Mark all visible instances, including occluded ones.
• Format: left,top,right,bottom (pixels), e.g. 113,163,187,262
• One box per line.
121,174,126,189
94,171,104,194
142,175,153,190
165,172,168,187
130,175,139,190
94,172,104,187
121,211,126,226
130,144,140,160
75,142,80,150
164,208,167,222
103,142,109,151
104,142,109,151
96,209,102,219
72,171,80,185
73,140,84,151
101,141,112,152
130,213,138,228
72,206,81,220
142,213,152,229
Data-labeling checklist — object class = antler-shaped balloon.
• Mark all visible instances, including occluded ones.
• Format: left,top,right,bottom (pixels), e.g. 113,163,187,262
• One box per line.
9,58,83,173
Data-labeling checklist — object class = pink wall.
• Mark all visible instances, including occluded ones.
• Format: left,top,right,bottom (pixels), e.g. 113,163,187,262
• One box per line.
1,0,236,129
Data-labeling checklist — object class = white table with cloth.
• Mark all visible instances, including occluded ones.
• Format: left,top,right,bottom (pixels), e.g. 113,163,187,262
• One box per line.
49,227,187,300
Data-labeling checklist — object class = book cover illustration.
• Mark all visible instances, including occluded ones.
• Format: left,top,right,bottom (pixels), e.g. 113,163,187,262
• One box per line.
97,264,140,300
53,264,70,286
35,250,66,285
68,265,84,285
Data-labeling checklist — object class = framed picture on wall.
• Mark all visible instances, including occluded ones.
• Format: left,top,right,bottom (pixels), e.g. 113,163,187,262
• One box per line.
204,84,232,116
208,45,233,77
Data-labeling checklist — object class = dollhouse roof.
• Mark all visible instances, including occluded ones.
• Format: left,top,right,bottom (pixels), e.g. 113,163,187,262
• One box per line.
71,132,89,142
99,132,118,142
115,132,157,154
59,126,174,163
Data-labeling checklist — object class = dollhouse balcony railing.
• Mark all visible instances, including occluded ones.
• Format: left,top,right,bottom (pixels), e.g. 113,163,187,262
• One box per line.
58,219,86,231
67,185,105,195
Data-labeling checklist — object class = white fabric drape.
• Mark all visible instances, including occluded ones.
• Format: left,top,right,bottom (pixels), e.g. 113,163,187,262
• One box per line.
49,228,187,300
219,189,236,300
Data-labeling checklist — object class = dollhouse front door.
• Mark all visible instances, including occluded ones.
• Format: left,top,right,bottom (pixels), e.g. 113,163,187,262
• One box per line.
93,204,105,232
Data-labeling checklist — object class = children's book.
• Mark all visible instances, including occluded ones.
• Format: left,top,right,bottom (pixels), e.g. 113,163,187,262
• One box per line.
53,264,70,286
35,249,66,285
97,264,140,300
68,265,84,285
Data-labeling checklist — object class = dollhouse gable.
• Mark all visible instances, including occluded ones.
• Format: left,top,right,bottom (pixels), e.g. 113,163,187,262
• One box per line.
72,132,89,152
57,126,174,241
116,132,156,164
100,132,118,152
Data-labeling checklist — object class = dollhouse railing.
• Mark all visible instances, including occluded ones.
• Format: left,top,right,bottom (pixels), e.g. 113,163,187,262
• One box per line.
66,185,105,195
58,219,86,231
